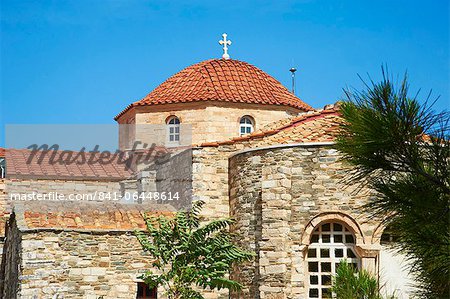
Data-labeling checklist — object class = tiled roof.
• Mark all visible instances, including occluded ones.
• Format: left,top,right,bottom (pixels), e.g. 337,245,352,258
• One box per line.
13,201,174,231
5,148,134,180
0,148,5,158
198,105,342,147
115,59,313,120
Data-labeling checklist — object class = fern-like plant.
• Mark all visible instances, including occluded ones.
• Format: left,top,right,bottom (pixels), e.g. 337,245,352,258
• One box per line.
135,201,254,299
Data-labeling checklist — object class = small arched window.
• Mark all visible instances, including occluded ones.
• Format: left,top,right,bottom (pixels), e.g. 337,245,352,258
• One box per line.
239,116,254,136
166,116,180,144
307,222,360,298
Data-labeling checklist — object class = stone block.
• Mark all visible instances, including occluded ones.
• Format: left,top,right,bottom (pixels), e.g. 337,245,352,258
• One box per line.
262,181,277,188
265,264,287,274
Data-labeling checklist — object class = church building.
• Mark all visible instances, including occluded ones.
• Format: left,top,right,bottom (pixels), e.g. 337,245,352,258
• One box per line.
0,34,414,298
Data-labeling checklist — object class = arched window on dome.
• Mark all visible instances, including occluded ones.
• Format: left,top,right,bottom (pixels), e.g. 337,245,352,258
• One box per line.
166,116,180,144
307,222,360,299
239,116,254,136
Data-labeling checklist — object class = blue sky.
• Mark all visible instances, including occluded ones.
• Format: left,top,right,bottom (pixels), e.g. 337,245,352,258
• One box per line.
1,0,449,146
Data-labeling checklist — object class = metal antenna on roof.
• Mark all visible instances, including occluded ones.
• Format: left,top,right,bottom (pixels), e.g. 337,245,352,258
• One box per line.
289,67,297,94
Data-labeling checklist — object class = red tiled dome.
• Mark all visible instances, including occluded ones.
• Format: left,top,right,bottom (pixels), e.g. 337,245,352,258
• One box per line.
115,59,313,120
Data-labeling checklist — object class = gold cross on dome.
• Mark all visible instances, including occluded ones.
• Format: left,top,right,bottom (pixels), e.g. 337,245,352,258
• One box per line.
219,33,232,60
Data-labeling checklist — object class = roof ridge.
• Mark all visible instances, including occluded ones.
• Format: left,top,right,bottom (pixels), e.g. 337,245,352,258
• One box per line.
200,59,220,100
185,63,213,101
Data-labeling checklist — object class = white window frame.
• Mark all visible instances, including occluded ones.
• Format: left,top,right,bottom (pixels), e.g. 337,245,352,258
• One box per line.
166,116,180,145
239,116,254,136
307,222,360,299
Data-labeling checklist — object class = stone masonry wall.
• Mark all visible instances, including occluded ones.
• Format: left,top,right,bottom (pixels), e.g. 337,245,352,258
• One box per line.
0,178,7,276
191,146,235,220
229,145,381,298
190,140,270,221
3,225,154,298
0,178,124,290
122,102,300,146
125,148,193,210
229,152,263,298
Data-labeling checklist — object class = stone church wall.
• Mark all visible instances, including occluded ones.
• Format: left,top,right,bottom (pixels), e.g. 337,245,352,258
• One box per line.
0,178,123,293
0,178,7,271
0,179,13,283
124,148,193,210
228,144,381,298
2,223,154,298
0,111,390,298
191,146,235,220
190,139,275,221
122,102,300,146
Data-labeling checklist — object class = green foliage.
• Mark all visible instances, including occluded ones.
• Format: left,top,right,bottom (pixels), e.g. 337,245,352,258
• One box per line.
336,69,450,298
332,260,381,299
134,201,254,299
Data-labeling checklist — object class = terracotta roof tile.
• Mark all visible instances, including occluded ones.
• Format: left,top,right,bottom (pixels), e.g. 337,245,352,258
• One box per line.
198,105,342,148
13,201,175,231
115,59,313,120
4,148,133,180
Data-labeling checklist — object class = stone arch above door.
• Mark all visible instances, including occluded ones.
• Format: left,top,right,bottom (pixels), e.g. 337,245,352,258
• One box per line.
301,212,365,246
301,212,381,277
